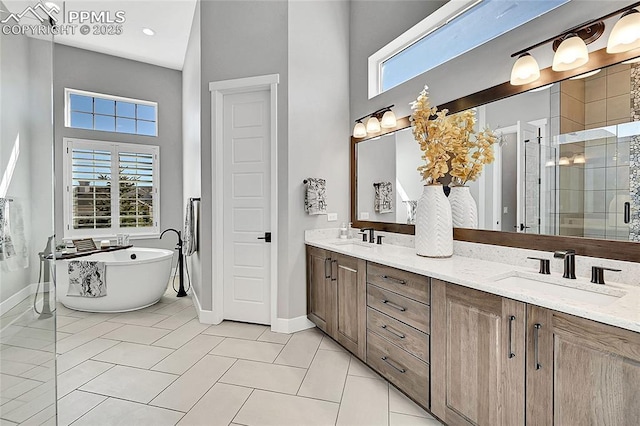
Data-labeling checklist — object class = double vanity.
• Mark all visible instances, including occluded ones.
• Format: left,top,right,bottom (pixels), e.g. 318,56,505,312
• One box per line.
305,231,640,425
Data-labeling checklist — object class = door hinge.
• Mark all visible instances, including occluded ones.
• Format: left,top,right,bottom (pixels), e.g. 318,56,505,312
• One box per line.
538,178,541,185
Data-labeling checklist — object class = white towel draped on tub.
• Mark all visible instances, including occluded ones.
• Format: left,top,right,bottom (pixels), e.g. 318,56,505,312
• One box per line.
374,182,393,214
184,199,197,256
304,178,327,215
67,260,107,297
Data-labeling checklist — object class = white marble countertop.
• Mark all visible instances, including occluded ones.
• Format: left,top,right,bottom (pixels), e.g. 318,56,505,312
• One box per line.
305,234,640,333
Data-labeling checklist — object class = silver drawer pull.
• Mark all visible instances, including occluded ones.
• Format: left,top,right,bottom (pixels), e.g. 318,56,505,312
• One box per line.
381,275,406,285
381,356,406,373
381,300,406,312
381,324,405,339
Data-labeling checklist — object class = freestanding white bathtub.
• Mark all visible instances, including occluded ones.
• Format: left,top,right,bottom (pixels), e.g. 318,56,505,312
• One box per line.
56,247,174,313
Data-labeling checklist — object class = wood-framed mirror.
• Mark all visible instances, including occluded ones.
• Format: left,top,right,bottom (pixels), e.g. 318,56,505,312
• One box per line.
351,45,640,262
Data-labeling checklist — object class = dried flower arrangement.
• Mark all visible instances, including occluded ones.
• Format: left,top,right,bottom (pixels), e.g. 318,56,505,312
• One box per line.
410,86,497,185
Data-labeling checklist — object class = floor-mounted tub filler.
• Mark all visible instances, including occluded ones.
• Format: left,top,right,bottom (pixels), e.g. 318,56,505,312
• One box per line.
56,247,173,312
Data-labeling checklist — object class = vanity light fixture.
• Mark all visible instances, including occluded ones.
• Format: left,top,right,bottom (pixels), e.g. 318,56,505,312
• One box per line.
545,159,556,167
353,121,367,138
352,105,396,137
366,116,381,133
510,53,540,86
529,83,554,93
559,157,571,166
573,153,586,164
552,34,589,72
607,9,640,53
623,56,640,64
509,2,640,86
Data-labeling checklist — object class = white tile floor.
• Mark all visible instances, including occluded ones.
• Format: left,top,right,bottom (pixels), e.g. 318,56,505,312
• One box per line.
2,288,443,425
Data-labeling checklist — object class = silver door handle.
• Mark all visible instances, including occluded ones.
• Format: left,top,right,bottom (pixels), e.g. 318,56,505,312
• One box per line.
508,315,516,359
381,356,406,373
381,275,406,285
534,323,542,370
381,324,405,339
381,300,406,312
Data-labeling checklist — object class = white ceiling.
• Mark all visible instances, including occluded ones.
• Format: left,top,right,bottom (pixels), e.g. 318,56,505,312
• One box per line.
3,0,197,70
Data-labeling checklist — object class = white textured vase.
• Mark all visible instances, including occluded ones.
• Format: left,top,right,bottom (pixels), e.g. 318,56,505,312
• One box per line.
448,186,478,229
415,184,453,258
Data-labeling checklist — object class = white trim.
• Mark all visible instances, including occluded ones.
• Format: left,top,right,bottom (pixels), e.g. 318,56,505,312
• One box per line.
367,0,481,98
209,74,279,328
271,316,316,334
65,88,158,136
62,137,160,239
0,283,39,317
192,288,221,325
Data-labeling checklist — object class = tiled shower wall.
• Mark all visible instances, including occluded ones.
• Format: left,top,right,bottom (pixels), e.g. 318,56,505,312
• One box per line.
557,64,633,240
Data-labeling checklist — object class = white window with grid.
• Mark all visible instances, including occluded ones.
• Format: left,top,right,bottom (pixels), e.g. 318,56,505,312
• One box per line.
63,138,160,239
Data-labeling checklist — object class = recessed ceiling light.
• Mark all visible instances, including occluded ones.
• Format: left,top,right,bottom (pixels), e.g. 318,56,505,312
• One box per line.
569,69,601,80
142,28,155,36
623,57,640,64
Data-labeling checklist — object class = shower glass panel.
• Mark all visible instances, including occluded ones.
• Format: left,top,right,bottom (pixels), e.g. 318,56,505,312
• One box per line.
556,122,635,241
0,9,56,425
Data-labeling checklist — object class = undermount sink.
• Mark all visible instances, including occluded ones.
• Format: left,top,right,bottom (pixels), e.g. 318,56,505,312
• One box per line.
488,270,626,306
332,240,373,249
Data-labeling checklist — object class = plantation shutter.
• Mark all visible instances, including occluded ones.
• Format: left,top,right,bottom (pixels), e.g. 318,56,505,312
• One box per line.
70,148,112,230
118,151,155,228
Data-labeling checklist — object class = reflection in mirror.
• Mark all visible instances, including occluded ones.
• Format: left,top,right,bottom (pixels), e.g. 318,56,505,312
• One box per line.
356,128,423,224
354,60,640,243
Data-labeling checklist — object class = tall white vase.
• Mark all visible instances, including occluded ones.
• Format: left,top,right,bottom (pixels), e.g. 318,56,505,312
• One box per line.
415,184,453,258
448,186,478,229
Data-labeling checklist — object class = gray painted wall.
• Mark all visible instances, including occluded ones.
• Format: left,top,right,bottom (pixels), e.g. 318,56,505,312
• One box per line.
198,0,289,312
53,45,183,253
195,0,349,318
182,1,202,305
287,0,350,319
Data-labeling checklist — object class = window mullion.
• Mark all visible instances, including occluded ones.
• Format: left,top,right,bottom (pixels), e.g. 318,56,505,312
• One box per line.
111,144,119,235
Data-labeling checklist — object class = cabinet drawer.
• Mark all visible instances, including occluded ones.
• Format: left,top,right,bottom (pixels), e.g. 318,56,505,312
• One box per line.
367,263,430,304
367,284,430,333
367,331,429,409
367,307,429,362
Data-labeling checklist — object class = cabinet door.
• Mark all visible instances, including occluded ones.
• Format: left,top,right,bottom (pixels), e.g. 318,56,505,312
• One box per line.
527,306,640,425
431,280,526,426
306,246,333,335
333,252,366,360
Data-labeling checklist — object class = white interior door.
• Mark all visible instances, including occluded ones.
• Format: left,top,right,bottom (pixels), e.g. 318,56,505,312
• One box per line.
222,89,271,324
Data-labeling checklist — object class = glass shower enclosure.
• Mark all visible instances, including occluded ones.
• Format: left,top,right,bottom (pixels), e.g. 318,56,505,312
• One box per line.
0,6,56,424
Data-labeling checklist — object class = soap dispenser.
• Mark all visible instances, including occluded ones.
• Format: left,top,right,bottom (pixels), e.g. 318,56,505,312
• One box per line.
339,222,348,239
347,222,354,239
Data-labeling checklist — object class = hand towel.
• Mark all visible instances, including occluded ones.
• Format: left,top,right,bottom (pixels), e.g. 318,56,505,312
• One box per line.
184,199,198,256
304,178,327,215
0,198,16,261
67,260,107,297
374,182,393,214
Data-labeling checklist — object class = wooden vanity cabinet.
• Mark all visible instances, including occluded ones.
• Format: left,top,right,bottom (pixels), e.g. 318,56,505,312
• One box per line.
431,279,526,426
526,305,640,425
306,246,366,360
306,246,333,335
366,262,431,409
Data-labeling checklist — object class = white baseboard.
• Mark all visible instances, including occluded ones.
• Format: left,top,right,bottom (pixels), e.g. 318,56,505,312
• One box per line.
271,315,316,334
0,283,39,317
192,288,222,325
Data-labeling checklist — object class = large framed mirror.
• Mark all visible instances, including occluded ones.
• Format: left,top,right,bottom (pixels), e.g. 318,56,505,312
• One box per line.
351,46,640,262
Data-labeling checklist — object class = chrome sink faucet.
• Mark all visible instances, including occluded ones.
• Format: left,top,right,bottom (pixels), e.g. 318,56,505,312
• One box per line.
554,249,576,279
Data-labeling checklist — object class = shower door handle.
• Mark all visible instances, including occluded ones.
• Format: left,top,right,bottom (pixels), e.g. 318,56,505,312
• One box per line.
624,202,631,224
257,232,271,243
